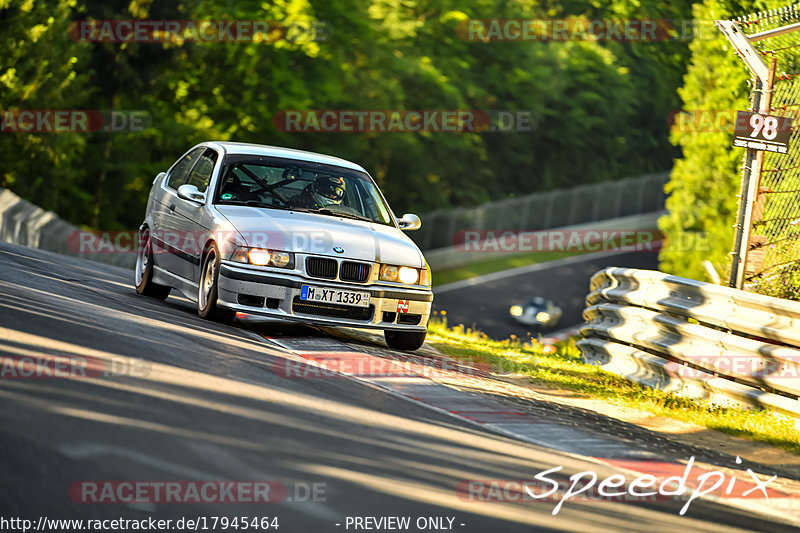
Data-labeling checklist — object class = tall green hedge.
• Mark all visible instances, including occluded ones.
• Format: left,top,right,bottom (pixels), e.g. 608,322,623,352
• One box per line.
658,0,773,282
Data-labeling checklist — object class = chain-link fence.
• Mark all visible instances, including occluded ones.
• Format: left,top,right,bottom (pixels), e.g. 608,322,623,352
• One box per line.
722,7,800,300
410,172,668,251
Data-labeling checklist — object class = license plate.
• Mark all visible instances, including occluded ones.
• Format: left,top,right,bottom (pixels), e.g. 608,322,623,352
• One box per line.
300,285,370,308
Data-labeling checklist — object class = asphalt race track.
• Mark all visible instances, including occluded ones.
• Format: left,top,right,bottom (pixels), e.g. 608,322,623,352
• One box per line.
433,251,661,340
0,242,794,532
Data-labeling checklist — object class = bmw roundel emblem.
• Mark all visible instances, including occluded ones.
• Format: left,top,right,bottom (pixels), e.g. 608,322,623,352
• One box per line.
333,246,345,253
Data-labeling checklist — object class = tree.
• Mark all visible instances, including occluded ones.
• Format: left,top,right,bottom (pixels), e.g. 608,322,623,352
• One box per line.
2,0,703,234
0,0,89,221
658,0,771,282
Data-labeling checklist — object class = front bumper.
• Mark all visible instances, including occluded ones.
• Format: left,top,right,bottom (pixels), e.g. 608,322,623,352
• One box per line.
218,262,432,331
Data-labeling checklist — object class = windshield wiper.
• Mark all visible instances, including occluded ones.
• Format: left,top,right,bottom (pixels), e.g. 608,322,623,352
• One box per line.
219,200,292,210
310,208,373,223
220,201,374,223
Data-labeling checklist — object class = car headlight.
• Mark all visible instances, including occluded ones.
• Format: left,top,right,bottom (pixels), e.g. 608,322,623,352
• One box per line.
510,305,523,317
231,246,294,268
247,248,271,265
379,264,423,285
536,311,550,323
398,266,419,284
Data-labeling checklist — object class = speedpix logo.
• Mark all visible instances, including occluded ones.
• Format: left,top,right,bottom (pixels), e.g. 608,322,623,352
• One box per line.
458,457,783,516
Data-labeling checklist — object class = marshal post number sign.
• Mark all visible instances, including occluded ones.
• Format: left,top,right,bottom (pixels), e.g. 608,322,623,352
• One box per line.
733,111,792,154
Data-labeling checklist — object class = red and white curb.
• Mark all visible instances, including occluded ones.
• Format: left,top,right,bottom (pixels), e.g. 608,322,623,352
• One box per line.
255,333,800,523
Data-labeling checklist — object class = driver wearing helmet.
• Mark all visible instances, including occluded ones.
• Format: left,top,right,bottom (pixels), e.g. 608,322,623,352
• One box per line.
295,175,346,208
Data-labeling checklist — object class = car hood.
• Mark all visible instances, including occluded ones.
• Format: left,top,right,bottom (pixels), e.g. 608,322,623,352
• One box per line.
215,205,425,267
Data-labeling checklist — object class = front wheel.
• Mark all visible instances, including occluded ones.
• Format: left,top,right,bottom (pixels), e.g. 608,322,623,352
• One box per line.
384,330,427,351
135,228,171,300
198,244,236,324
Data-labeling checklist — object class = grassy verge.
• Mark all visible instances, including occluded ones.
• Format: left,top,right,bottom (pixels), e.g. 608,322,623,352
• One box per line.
432,250,579,286
427,317,800,454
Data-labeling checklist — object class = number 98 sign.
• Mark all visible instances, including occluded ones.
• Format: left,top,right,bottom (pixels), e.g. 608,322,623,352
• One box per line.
750,113,780,139
733,110,792,154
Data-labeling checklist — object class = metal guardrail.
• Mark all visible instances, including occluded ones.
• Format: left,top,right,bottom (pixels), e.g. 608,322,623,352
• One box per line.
578,267,800,418
0,186,133,269
411,172,669,251
425,211,664,272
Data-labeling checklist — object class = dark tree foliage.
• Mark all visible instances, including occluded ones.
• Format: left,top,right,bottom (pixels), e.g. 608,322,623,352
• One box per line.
2,0,692,231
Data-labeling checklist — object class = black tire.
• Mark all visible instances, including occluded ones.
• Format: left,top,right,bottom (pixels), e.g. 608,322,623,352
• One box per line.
134,228,171,300
384,330,427,351
198,244,236,324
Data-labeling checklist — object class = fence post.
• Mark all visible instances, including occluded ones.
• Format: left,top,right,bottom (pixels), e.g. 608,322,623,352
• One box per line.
729,57,776,288
718,19,775,289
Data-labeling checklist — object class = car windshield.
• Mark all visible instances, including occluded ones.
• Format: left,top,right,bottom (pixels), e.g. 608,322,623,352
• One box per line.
214,156,394,226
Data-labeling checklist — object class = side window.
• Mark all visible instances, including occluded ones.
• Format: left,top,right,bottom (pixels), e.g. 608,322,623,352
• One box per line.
185,149,218,193
166,147,205,189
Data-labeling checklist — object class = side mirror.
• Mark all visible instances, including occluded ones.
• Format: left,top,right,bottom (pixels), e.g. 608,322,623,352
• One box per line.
177,184,206,205
397,213,421,231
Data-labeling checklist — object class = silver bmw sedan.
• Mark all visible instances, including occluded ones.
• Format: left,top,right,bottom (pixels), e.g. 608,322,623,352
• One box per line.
135,141,432,350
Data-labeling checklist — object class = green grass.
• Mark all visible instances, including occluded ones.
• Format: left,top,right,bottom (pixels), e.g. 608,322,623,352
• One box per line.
427,317,800,454
432,250,580,286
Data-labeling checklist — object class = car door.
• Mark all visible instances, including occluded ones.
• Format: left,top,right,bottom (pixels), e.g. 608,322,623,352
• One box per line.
170,148,220,282
151,146,205,276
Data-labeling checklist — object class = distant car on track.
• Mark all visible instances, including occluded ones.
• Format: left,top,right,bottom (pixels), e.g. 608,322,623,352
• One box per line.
509,297,562,330
135,141,432,350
